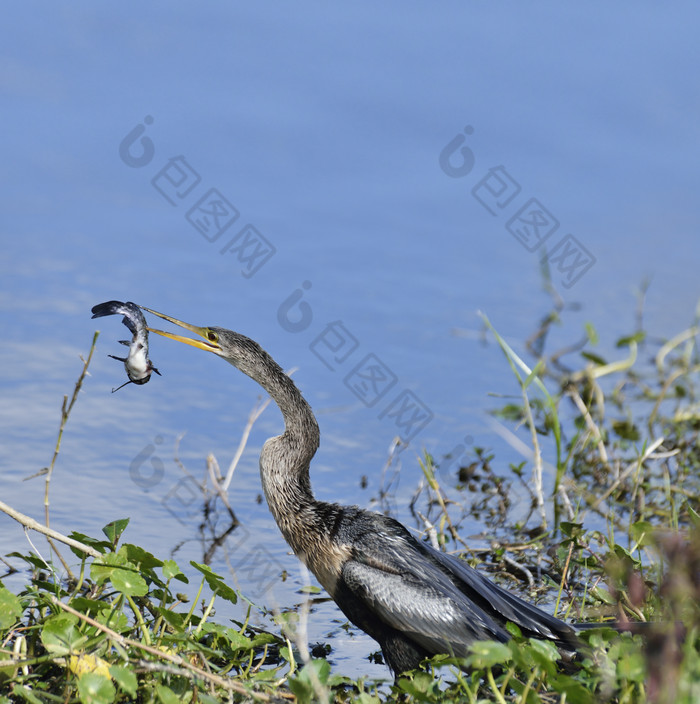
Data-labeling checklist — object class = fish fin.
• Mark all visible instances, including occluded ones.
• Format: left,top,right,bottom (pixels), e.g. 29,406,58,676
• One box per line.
111,379,133,393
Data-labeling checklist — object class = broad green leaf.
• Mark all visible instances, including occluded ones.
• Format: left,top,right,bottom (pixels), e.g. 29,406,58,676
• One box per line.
8,685,44,704
0,587,22,629
224,627,253,650
527,637,560,663
617,650,646,682
124,544,163,570
591,586,616,605
156,685,182,704
41,613,86,655
190,561,237,604
466,639,511,668
91,551,147,596
91,552,127,583
110,568,148,597
102,519,129,545
66,532,111,557
76,672,116,704
109,665,137,697
160,559,188,584
162,559,186,581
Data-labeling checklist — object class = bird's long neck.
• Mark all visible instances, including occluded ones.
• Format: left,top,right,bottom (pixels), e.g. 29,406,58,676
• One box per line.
230,342,321,551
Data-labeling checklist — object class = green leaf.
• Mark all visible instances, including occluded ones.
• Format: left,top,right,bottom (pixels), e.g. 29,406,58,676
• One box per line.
8,685,44,704
110,568,148,597
581,351,607,365
527,637,560,663
466,639,511,668
109,665,137,697
288,660,332,702
298,585,321,595
0,587,23,629
584,321,599,345
90,551,148,596
189,561,238,604
155,607,186,629
91,552,126,583
67,532,111,556
630,520,654,549
77,672,116,704
162,559,187,582
617,649,646,682
616,331,645,347
591,586,617,605
688,503,700,530
611,419,640,441
124,544,163,571
41,613,86,655
156,685,182,704
102,519,129,546
224,627,253,650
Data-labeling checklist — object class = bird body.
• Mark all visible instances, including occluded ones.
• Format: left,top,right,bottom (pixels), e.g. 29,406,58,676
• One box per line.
91,301,161,391
139,307,581,674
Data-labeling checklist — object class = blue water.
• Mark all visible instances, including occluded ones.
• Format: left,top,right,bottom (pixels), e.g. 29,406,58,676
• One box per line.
2,2,699,680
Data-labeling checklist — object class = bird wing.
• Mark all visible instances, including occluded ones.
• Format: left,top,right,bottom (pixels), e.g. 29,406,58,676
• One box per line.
338,518,512,657
338,513,576,658
426,547,577,644
341,556,509,658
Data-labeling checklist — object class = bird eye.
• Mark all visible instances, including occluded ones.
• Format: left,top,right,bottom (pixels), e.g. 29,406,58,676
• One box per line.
206,330,218,343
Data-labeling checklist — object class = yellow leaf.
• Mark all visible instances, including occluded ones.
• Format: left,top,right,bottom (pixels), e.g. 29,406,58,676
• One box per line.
68,653,111,679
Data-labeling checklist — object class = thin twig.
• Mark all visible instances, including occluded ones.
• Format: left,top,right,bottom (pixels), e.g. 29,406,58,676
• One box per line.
44,331,99,529
590,437,665,511
223,396,272,492
222,368,296,493
0,499,100,558
417,511,440,551
567,385,609,468
519,381,546,527
501,554,534,589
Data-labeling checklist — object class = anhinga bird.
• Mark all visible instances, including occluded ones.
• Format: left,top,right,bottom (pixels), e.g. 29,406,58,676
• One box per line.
91,301,161,392
140,305,583,674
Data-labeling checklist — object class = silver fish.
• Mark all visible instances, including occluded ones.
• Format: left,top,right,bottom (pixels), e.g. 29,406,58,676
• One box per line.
91,300,162,392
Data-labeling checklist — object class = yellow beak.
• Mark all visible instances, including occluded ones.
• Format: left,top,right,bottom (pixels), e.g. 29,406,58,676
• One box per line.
140,305,220,352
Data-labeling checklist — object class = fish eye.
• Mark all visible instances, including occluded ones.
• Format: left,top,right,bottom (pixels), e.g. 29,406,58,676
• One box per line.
206,330,219,343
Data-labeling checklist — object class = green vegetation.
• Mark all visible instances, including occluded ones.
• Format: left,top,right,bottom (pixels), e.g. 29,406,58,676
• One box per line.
1,295,699,702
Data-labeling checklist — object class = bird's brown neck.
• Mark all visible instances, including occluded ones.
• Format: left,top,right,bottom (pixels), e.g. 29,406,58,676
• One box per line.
240,349,321,550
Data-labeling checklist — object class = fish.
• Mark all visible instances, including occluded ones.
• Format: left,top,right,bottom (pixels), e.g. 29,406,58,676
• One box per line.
91,300,161,392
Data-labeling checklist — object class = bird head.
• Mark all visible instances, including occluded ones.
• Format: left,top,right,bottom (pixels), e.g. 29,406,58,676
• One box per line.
139,305,267,379
140,305,225,354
